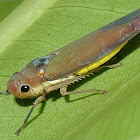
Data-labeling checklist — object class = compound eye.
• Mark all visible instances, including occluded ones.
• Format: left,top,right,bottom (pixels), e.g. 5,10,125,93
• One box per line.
21,85,30,93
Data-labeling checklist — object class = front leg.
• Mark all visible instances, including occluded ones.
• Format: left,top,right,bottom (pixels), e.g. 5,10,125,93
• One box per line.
0,90,10,95
15,95,46,136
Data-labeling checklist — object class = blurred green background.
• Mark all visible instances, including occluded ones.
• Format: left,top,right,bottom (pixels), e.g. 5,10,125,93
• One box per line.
0,0,139,140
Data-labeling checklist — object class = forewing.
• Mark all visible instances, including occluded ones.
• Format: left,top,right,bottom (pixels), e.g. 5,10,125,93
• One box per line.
46,9,140,81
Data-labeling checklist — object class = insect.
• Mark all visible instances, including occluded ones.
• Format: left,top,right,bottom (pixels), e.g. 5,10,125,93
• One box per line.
1,8,140,136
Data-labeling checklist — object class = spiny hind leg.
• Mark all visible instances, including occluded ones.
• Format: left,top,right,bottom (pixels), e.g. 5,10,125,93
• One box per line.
59,63,122,96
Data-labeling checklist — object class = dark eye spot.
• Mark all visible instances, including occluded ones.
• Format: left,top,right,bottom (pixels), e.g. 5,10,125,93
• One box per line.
12,72,19,76
21,85,30,93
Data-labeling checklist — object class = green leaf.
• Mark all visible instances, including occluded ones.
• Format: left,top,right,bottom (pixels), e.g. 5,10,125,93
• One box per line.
0,0,140,140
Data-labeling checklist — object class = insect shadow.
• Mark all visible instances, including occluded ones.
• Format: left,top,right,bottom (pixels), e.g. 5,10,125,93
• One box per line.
16,33,139,104
15,33,140,106
64,33,140,102
14,33,140,127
